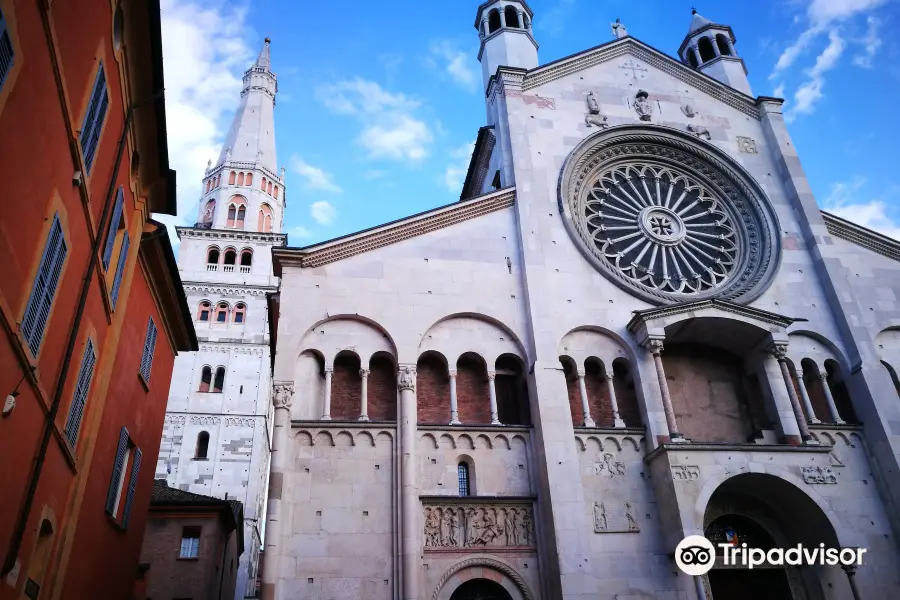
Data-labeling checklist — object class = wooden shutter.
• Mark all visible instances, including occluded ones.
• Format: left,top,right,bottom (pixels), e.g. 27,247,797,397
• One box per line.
110,231,130,309
102,187,124,269
139,318,158,382
121,447,142,529
21,214,67,357
106,427,130,514
0,8,13,89
64,339,96,446
80,64,109,173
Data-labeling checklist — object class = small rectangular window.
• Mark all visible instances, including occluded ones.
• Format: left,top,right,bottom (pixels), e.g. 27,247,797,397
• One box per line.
22,214,68,357
63,339,96,446
102,187,125,270
0,8,14,90
180,527,201,558
139,318,158,383
105,427,142,529
110,231,130,309
80,63,109,174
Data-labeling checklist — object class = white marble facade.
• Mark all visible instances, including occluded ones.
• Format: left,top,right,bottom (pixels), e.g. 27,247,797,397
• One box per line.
260,4,900,600
155,40,286,600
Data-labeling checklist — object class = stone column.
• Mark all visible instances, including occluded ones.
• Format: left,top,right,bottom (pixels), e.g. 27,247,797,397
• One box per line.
398,365,419,600
843,564,863,600
768,345,812,442
691,45,702,66
607,374,626,428
819,372,846,424
797,368,821,424
481,17,488,38
262,383,293,600
726,38,737,56
359,368,370,422
710,36,721,57
499,8,507,28
645,340,682,441
487,370,501,425
694,574,706,600
448,369,460,425
576,369,596,428
321,367,333,420
516,9,524,28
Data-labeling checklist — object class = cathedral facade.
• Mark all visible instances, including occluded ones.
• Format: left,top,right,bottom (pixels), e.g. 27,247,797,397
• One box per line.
155,41,285,599
262,4,900,600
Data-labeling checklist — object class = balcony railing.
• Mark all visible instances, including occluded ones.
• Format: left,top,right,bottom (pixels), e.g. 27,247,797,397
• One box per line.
240,266,251,274
223,265,235,273
207,264,218,272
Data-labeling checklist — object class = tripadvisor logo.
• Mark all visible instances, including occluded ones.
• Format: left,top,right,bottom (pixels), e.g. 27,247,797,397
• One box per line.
675,535,866,576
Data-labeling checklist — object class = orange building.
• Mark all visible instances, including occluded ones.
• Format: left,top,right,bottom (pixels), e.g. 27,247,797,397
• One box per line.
0,1,196,599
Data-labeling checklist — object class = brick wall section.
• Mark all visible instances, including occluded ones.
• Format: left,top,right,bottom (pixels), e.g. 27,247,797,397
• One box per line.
456,357,491,425
831,380,859,423
331,354,362,420
803,373,832,422
662,344,753,443
495,375,531,425
566,371,582,426
418,355,450,424
140,515,224,600
612,360,643,427
584,360,613,427
367,355,397,421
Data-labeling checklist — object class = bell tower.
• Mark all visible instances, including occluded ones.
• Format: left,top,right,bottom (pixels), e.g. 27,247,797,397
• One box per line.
678,9,752,96
475,1,538,90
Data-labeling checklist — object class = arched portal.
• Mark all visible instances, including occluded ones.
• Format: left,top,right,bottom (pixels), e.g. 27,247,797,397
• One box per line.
450,579,512,600
702,472,843,600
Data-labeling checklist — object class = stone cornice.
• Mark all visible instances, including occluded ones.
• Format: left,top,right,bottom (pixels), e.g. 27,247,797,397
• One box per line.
274,188,516,270
176,226,288,245
522,37,760,119
644,442,832,464
626,299,799,331
182,283,278,297
822,210,900,262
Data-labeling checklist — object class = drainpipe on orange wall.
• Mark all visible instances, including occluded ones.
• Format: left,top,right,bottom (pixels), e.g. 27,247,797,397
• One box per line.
1,90,164,577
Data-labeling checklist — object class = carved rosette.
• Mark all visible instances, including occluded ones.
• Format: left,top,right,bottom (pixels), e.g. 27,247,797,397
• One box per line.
273,383,294,410
423,502,535,551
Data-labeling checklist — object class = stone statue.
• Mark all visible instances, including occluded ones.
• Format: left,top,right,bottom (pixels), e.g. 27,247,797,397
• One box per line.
206,158,212,172
594,501,608,532
611,18,627,39
441,508,459,546
425,508,441,547
504,509,517,546
519,509,533,545
633,90,653,121
202,203,215,224
585,91,609,129
625,502,640,532
470,508,503,546
687,124,711,140
273,384,294,409
681,102,697,118
398,365,416,391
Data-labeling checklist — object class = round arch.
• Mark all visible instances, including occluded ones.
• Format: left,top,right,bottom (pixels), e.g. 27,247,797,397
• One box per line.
295,313,399,365
431,558,533,600
419,312,529,362
787,328,852,374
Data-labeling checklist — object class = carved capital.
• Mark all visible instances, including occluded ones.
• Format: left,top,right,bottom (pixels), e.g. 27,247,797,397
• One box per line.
644,339,664,355
576,369,586,378
765,343,789,361
324,366,334,376
398,365,417,391
487,371,497,382
818,372,829,381
448,369,458,379
842,563,858,577
273,384,294,409
359,368,370,379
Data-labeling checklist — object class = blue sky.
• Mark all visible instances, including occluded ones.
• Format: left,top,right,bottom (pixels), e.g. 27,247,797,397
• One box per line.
156,0,900,248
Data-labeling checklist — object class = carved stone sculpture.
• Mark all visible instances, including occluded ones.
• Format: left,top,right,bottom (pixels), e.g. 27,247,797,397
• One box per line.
424,504,534,549
398,365,417,392
585,91,609,129
273,384,294,409
737,136,758,154
425,508,441,547
611,18,628,39
593,500,640,533
625,502,639,532
681,102,697,118
633,90,653,121
593,502,608,532
671,465,701,481
687,124,711,140
801,466,838,484
593,452,626,478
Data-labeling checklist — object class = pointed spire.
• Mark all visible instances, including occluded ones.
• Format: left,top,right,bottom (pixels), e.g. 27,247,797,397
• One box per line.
255,37,272,70
689,8,713,33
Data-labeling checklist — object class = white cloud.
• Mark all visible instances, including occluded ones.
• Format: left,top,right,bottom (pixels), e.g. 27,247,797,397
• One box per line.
853,16,882,67
784,28,845,121
428,41,478,92
316,78,433,162
153,0,253,250
289,226,314,241
290,156,342,193
823,177,900,240
772,25,824,75
541,0,576,37
443,142,475,192
310,201,337,225
773,83,786,98
807,0,887,25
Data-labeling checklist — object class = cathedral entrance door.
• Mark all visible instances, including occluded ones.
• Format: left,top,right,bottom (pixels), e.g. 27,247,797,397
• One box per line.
449,579,514,600
707,568,793,600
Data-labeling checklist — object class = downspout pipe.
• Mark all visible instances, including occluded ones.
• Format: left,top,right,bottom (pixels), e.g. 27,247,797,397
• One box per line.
2,90,165,576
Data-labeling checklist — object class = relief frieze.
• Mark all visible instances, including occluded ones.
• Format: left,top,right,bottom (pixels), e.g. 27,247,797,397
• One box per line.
593,452,626,478
593,501,640,533
671,465,701,482
801,466,837,484
423,503,534,551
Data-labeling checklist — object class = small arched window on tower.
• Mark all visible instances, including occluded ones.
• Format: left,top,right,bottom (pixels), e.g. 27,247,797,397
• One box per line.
246,173,253,186
236,205,246,228
457,462,471,496
199,366,212,392
237,172,245,186
267,182,273,196
229,171,236,185
206,246,220,266
716,34,732,56
233,303,246,324
197,301,211,322
698,36,716,62
488,9,501,33
201,200,215,225
226,204,237,228
215,302,229,323
258,204,274,233
223,248,237,269
195,431,210,459
240,249,253,272
213,367,225,393
273,185,279,199
504,5,520,28
687,51,699,69
261,177,267,191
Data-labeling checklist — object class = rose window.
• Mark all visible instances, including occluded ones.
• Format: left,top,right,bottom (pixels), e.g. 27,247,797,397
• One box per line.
559,127,780,304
